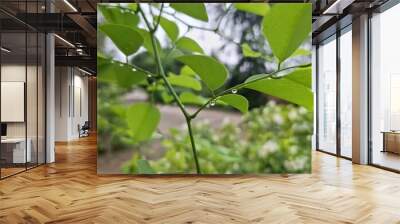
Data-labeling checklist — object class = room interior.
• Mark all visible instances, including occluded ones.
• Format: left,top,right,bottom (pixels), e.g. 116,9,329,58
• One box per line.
313,0,400,171
0,29,46,178
370,4,400,170
0,0,96,179
0,0,399,222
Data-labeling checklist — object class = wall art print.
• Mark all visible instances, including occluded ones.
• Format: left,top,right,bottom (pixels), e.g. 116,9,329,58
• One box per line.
97,3,313,174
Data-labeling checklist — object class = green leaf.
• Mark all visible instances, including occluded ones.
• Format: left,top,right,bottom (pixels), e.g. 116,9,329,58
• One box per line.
284,66,312,88
97,55,113,82
170,3,208,22
241,43,262,58
262,3,311,62
180,92,208,105
97,56,147,87
137,160,155,174
167,73,202,91
176,55,228,90
244,69,313,110
136,28,161,55
234,3,270,16
111,105,126,118
165,48,184,59
98,5,139,27
99,24,143,56
128,3,137,11
218,94,249,113
180,65,196,77
159,16,179,42
126,103,161,142
115,69,147,89
175,37,204,54
290,48,311,58
245,65,311,85
161,91,174,103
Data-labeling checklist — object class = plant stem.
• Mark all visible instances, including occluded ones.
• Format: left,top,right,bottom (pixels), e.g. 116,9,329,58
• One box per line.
139,6,201,173
186,118,201,174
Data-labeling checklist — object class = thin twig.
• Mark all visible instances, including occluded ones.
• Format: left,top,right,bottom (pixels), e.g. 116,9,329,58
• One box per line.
191,63,312,118
138,5,201,173
153,4,164,33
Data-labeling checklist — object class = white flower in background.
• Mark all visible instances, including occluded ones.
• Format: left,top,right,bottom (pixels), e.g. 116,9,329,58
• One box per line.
284,157,307,171
258,140,279,157
288,110,299,120
298,107,307,115
269,101,276,107
293,122,309,132
273,114,283,125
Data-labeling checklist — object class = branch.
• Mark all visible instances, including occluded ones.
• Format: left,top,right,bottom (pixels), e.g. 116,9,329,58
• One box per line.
153,4,164,33
215,4,233,32
162,11,216,31
138,5,190,119
162,7,240,46
130,64,158,78
138,4,154,31
191,63,312,118
138,5,201,174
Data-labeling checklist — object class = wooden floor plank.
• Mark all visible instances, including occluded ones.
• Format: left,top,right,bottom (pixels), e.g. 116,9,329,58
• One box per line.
0,135,400,224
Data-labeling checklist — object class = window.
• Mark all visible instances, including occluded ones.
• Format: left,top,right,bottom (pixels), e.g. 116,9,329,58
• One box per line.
0,2,46,179
339,28,352,158
317,36,337,154
370,3,400,171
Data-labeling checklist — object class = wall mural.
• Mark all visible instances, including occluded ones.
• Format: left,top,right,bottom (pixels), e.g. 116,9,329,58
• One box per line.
97,3,313,174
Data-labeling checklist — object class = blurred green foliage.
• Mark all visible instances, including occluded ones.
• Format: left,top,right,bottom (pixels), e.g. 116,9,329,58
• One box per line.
97,82,135,154
122,102,312,174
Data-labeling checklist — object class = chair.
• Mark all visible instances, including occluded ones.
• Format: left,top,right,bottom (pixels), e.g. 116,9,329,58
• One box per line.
79,121,90,138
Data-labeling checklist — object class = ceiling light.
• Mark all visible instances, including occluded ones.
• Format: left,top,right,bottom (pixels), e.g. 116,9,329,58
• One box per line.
1,47,11,53
54,34,75,48
63,0,78,12
78,67,92,76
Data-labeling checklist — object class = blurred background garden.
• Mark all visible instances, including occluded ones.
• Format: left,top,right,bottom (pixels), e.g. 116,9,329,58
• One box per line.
97,3,313,174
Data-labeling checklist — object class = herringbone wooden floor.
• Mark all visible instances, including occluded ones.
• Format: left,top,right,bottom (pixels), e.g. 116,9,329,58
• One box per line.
1,135,400,224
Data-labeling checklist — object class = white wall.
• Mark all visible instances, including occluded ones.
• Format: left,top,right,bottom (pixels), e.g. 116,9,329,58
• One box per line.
55,67,69,141
55,67,89,141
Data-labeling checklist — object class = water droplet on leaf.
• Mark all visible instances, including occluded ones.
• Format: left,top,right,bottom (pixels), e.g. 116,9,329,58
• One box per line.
231,89,238,94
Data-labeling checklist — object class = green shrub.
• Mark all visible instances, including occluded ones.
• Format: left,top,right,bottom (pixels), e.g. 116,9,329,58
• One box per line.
122,102,312,174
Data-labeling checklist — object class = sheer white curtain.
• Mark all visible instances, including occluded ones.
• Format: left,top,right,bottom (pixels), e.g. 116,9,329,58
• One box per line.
318,37,337,154
340,29,352,158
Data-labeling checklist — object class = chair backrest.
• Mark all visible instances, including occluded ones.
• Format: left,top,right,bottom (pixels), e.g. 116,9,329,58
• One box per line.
82,121,90,129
